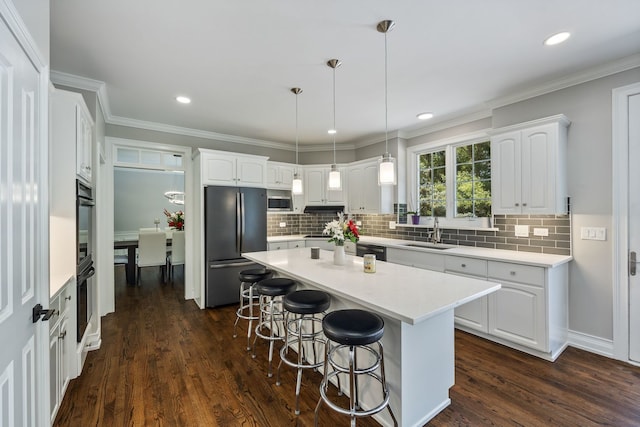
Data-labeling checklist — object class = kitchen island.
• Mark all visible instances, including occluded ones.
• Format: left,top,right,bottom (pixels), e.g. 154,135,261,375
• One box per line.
243,247,501,427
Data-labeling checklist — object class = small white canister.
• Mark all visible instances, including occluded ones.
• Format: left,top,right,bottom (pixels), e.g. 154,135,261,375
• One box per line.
363,254,376,273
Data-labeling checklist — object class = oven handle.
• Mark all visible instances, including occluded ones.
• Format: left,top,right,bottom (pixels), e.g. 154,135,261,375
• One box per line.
78,197,95,207
78,266,95,283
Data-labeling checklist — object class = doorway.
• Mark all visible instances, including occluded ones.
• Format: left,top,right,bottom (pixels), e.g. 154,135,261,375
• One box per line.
613,81,640,365
98,138,193,317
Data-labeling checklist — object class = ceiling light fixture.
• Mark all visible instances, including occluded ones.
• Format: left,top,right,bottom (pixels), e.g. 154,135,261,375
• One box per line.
377,20,397,186
176,96,191,104
327,58,342,190
544,31,571,46
417,112,434,120
291,87,303,195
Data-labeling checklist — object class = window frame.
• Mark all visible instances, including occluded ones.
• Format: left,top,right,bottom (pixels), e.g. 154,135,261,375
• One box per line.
406,130,493,228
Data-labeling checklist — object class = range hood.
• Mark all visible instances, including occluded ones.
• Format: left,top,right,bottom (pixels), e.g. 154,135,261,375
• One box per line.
303,205,344,214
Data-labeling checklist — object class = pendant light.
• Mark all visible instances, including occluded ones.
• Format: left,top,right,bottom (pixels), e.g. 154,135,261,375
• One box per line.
377,20,397,186
291,87,303,195
327,58,342,190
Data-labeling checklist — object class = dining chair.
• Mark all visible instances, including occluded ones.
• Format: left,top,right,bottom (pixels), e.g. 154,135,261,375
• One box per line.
137,231,167,285
167,230,185,280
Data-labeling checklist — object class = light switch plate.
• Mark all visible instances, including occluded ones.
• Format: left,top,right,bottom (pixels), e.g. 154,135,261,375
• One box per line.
533,228,549,237
356,221,362,226
581,226,606,240
389,221,396,230
514,225,529,237
279,222,286,228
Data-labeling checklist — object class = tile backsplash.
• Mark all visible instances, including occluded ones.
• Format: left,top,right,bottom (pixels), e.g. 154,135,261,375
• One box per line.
267,212,571,256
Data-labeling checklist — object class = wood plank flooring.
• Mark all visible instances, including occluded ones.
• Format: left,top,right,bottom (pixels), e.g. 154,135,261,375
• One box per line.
54,267,640,426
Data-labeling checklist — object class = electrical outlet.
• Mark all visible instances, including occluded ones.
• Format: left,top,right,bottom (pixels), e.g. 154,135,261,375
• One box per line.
533,228,549,237
356,221,362,226
514,225,529,237
279,222,286,228
389,221,396,230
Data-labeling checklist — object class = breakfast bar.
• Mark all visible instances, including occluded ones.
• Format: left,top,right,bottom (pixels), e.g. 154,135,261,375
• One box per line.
243,247,501,427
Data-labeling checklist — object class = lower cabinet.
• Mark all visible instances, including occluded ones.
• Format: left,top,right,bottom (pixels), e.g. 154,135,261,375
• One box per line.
268,240,306,251
445,256,489,333
49,281,73,423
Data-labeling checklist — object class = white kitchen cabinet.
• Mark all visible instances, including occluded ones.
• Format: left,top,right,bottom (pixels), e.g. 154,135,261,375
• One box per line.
491,115,570,214
268,242,287,251
287,240,305,249
304,167,346,206
346,160,393,214
305,238,335,251
199,149,268,187
49,282,73,423
445,256,489,333
51,88,94,186
266,161,296,190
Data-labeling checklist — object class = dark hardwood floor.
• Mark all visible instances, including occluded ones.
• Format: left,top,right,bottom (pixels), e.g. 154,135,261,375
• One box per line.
54,267,640,426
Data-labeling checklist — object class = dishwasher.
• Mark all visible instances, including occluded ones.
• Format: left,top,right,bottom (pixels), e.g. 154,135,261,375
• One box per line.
355,242,387,261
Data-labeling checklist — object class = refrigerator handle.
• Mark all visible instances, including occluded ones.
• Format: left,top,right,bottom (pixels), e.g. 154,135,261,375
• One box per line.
236,192,241,254
240,192,245,253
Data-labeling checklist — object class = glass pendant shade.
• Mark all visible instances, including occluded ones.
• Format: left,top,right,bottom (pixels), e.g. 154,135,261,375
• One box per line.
292,174,303,195
328,164,341,189
378,154,396,185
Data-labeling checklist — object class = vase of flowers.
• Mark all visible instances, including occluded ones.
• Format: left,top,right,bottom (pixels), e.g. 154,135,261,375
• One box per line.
323,212,359,266
164,208,185,231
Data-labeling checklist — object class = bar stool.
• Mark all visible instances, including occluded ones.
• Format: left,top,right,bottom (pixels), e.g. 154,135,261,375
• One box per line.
314,309,397,427
233,268,273,350
276,290,331,415
251,277,297,377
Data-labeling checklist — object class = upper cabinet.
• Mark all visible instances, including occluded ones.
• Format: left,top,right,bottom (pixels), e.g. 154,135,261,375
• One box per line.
51,88,94,186
266,161,296,190
199,149,268,187
346,160,393,214
304,166,346,205
491,115,570,214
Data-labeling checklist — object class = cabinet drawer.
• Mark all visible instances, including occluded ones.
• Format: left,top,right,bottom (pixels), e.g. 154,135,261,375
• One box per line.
387,248,445,272
49,295,61,332
287,240,305,249
445,256,487,277
488,261,544,286
267,242,286,251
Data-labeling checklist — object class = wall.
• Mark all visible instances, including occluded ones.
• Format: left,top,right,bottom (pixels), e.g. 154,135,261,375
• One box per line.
492,66,640,341
113,168,184,233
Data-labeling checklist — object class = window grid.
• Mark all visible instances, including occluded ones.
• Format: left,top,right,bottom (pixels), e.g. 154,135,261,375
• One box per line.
455,141,491,218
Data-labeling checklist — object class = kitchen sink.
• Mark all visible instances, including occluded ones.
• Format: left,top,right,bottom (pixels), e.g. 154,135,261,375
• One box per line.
400,242,453,250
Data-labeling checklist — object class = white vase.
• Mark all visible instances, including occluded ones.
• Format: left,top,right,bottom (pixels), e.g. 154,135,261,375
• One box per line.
333,244,346,266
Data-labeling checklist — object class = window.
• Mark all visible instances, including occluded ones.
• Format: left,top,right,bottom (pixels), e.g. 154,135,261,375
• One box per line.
411,135,492,223
455,141,491,217
418,150,447,216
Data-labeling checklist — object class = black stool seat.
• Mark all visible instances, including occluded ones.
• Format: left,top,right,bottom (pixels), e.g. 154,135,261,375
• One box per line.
255,277,297,297
322,309,384,346
284,290,331,314
239,268,273,283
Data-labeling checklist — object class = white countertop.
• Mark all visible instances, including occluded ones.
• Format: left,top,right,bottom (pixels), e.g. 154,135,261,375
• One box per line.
267,234,572,268
243,247,500,325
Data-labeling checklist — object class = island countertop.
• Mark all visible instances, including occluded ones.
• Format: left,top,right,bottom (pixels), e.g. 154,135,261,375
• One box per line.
243,247,500,325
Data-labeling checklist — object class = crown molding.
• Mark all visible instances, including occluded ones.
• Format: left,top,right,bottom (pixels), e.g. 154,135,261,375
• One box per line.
486,53,640,110
50,70,113,120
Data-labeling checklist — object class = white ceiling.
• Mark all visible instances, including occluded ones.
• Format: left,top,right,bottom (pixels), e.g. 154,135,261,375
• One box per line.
50,0,640,148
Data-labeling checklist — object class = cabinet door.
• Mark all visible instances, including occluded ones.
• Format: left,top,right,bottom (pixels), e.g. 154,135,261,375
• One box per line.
347,167,364,212
362,163,381,212
49,324,60,423
266,163,279,187
76,106,93,184
202,154,237,185
266,163,294,189
491,131,521,214
305,168,325,205
521,124,556,214
279,166,294,188
445,256,489,333
236,157,266,186
488,281,547,351
59,318,71,395
326,168,345,204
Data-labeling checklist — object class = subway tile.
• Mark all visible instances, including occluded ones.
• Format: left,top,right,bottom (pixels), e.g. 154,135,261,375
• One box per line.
543,247,571,255
516,219,542,226
496,243,518,251
518,245,542,253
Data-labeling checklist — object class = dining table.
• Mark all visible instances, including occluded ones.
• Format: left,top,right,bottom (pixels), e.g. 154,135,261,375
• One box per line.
114,237,172,285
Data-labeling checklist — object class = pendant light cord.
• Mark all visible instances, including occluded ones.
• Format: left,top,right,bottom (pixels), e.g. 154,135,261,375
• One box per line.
384,30,389,154
295,92,299,167
332,65,337,165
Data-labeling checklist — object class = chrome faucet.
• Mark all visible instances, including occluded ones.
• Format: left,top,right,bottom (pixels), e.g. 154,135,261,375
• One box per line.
431,217,441,244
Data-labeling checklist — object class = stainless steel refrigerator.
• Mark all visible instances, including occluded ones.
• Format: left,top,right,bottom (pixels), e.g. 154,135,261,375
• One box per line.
205,186,267,307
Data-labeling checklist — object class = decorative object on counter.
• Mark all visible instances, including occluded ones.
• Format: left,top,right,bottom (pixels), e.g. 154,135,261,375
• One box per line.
154,218,160,230
163,208,184,230
377,19,397,186
407,211,420,225
323,212,359,266
310,247,320,259
291,87,304,195
327,59,342,190
363,254,376,273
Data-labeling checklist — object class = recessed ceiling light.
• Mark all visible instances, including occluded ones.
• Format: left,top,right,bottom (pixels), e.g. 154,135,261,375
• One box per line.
417,112,434,120
176,96,191,104
544,32,571,46
328,129,337,135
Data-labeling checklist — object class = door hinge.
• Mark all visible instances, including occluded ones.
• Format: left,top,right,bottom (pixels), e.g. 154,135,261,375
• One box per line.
32,304,56,323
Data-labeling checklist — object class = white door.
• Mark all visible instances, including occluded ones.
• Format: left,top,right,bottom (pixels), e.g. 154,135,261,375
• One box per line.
0,6,48,426
629,93,640,363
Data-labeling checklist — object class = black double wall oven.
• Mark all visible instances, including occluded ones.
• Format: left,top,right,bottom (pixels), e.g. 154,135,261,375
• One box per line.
77,180,95,342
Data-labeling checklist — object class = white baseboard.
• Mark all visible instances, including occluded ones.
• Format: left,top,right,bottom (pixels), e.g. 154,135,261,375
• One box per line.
567,329,614,358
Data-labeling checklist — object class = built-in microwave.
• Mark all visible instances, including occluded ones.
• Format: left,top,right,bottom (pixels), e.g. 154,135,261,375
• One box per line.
267,190,293,212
